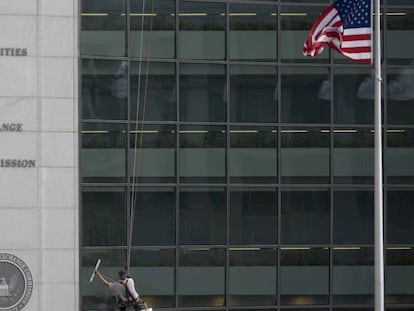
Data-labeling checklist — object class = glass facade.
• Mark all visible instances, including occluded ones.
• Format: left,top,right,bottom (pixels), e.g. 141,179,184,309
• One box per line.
80,0,414,310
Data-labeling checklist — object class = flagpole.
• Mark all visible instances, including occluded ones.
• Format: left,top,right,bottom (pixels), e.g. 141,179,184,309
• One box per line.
373,0,384,309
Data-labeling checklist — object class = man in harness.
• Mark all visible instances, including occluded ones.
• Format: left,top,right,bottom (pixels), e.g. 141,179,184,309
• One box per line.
95,270,149,311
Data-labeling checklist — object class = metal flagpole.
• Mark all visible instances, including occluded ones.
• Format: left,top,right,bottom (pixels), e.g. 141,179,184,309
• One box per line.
373,0,384,309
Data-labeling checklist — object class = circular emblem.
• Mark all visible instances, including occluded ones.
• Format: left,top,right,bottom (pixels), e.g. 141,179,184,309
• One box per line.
0,254,33,311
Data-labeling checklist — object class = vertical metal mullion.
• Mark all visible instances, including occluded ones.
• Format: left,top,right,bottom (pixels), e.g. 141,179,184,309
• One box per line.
175,0,180,309
225,1,230,311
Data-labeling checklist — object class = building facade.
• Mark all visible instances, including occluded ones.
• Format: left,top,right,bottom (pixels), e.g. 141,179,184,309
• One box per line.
2,0,414,311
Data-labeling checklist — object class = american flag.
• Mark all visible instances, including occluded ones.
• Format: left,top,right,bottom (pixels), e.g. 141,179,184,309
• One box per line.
303,0,372,64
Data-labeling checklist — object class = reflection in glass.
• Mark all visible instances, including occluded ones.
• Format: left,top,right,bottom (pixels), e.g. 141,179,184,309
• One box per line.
229,4,277,61
179,1,225,60
281,128,330,183
280,248,329,305
333,189,374,244
180,187,226,245
83,187,126,246
281,189,330,244
229,248,277,306
130,0,175,59
180,63,226,122
179,125,226,183
130,62,176,122
387,190,414,244
230,65,277,122
81,123,126,183
334,68,374,124
82,249,126,310
333,129,374,184
387,129,414,184
387,67,414,124
333,248,374,304
230,188,278,245
130,249,175,307
81,0,126,56
131,187,175,246
281,67,330,123
178,248,225,307
386,248,414,304
129,124,176,183
82,59,127,120
230,127,277,183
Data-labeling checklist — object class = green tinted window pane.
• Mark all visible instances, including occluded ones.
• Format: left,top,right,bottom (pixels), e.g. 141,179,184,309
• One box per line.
230,127,277,183
81,123,126,183
229,4,277,61
230,188,278,244
178,248,225,307
334,129,374,184
130,0,175,59
179,1,225,60
281,189,330,244
180,63,226,122
179,125,226,183
230,65,278,123
387,248,414,304
333,189,374,244
281,128,330,184
180,187,226,245
334,68,374,124
387,129,414,184
281,67,330,123
130,249,175,307
280,248,329,305
81,0,126,56
387,67,414,124
82,59,127,120
333,248,374,305
130,62,176,122
229,248,277,306
129,124,176,183
131,187,175,246
82,187,126,246
387,190,414,244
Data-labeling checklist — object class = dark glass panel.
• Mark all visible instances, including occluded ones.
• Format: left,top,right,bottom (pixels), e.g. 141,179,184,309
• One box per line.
81,123,126,183
334,68,374,124
180,187,226,245
131,187,175,246
83,187,126,247
387,67,414,125
387,129,414,184
179,125,226,183
229,4,277,61
81,0,126,56
178,248,225,307
180,63,226,122
386,248,414,304
230,127,277,183
280,248,329,305
281,189,330,244
333,248,374,304
230,188,278,245
333,189,374,244
82,249,126,310
281,128,330,184
281,67,330,123
179,1,225,60
387,190,414,244
129,124,176,183
229,248,277,306
230,65,278,123
333,129,374,184
130,62,176,122
130,249,175,307
130,0,175,59
82,59,127,120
